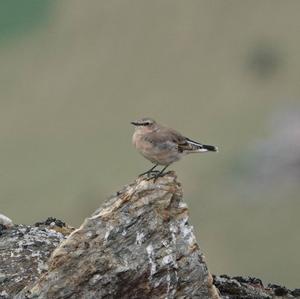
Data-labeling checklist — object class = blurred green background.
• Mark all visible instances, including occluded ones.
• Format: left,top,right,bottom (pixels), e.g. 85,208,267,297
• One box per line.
1,0,299,288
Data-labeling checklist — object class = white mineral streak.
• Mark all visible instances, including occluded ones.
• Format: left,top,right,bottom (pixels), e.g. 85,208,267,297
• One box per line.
90,274,101,285
154,277,163,287
0,290,8,298
171,271,178,297
178,201,187,209
104,224,114,244
162,240,168,247
136,232,145,245
165,271,171,298
161,251,179,298
37,260,48,274
169,223,177,245
86,231,93,238
164,270,178,299
160,225,180,298
162,254,174,266
146,244,156,277
180,218,195,245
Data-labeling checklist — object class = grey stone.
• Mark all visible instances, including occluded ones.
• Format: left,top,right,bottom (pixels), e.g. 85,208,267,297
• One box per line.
3,172,297,298
0,224,64,297
17,172,219,299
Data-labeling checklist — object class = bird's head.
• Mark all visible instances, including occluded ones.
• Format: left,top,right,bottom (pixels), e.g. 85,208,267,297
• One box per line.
131,117,158,131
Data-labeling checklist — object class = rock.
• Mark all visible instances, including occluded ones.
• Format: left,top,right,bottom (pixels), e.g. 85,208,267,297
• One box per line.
2,172,298,298
17,172,220,299
0,224,65,297
292,289,300,297
0,214,13,228
213,275,300,299
34,217,74,236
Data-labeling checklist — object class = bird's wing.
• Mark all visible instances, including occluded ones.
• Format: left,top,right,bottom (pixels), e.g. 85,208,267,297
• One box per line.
144,128,191,152
144,127,216,153
164,129,191,152
160,128,208,152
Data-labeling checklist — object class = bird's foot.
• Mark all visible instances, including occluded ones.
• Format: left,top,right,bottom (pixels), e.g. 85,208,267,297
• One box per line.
145,173,159,182
138,170,160,177
146,171,171,182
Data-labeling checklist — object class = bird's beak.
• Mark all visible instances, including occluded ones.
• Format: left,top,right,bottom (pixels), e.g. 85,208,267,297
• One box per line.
131,121,138,126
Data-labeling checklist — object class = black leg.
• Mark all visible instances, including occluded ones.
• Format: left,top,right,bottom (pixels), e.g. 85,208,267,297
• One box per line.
139,164,158,177
157,165,169,176
148,164,170,182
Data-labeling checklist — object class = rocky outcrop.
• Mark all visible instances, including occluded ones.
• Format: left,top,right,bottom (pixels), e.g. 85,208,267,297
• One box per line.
1,172,299,298
17,172,219,299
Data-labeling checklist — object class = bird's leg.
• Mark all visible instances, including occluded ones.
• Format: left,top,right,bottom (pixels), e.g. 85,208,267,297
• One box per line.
159,164,169,175
138,164,159,177
151,164,170,182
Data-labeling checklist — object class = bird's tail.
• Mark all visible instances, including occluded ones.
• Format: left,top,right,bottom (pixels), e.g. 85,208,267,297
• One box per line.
185,138,218,153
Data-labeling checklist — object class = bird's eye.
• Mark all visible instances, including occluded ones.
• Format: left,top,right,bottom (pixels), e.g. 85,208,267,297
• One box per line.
145,122,150,126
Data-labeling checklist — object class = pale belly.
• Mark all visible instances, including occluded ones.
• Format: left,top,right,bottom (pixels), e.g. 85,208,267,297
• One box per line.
143,149,181,165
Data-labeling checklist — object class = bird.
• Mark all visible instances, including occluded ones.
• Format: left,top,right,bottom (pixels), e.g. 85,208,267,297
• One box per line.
131,117,218,179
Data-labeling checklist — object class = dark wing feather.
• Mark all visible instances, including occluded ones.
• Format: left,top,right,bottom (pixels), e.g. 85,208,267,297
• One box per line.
164,129,206,152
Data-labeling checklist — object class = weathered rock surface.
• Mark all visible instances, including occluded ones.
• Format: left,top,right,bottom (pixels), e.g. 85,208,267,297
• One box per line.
1,172,299,298
213,275,300,299
17,172,219,299
0,222,66,298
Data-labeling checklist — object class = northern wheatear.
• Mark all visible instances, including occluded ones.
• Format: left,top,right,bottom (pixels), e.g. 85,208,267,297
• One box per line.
131,117,218,179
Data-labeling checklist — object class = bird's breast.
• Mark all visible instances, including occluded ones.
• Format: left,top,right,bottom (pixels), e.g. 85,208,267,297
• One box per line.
132,132,181,165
